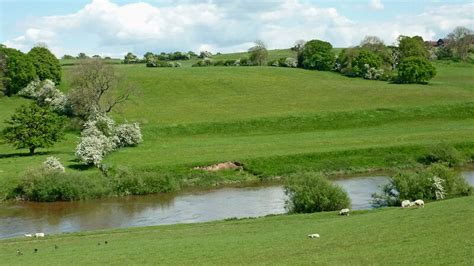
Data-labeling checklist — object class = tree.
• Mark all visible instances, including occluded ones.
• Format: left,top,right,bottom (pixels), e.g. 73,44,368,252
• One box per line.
352,50,383,77
143,52,154,61
291,39,306,53
447,26,473,61
0,47,37,95
360,36,392,66
68,59,139,120
62,54,75,60
248,40,268,66
77,52,88,59
27,46,61,84
298,39,335,71
397,56,436,84
124,52,138,64
2,103,65,155
398,35,428,59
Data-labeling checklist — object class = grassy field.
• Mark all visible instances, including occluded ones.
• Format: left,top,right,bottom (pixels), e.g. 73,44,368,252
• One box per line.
1,196,472,264
1,51,474,194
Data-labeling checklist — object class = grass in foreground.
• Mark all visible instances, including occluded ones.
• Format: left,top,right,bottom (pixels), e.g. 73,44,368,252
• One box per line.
1,196,473,265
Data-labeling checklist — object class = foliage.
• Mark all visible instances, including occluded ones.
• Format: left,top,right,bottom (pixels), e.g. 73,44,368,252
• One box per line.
397,56,436,84
446,26,473,61
285,172,350,213
0,46,37,95
77,52,88,59
27,46,61,84
192,58,213,67
421,143,465,167
352,50,383,77
115,122,143,147
2,103,65,155
372,164,471,207
75,135,112,166
62,54,75,60
18,79,68,113
398,35,428,59
298,39,335,71
199,51,213,58
43,156,65,172
249,40,268,66
359,36,392,66
124,52,139,64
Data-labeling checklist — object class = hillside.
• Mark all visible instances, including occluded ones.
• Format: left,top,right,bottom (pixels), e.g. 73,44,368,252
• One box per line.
1,53,474,194
1,196,472,264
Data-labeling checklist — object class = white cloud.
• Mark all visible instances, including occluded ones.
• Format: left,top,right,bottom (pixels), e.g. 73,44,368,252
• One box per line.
3,0,473,57
369,0,384,10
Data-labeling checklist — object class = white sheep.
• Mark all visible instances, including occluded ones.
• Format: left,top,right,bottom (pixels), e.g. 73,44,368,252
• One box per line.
414,199,425,208
308,233,320,238
24,234,33,237
401,200,411,208
339,208,350,216
35,233,45,237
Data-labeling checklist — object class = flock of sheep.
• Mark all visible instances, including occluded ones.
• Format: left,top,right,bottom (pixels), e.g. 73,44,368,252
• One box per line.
308,200,425,239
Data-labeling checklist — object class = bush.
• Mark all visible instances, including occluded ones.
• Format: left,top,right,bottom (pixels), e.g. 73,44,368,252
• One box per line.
298,39,335,71
224,59,236,66
397,56,436,84
285,172,351,213
19,79,68,113
239,58,249,66
27,46,61,85
43,156,65,172
372,163,471,207
352,50,383,77
421,143,465,167
0,46,37,95
214,60,225,66
115,122,143,147
14,167,110,201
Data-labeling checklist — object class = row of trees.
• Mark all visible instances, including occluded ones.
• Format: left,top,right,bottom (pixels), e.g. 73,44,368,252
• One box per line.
0,44,61,95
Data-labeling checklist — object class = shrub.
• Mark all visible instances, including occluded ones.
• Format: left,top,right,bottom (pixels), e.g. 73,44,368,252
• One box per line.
115,122,143,147
285,172,351,213
284,57,298,68
0,46,37,95
43,156,65,172
19,79,68,113
214,60,225,66
199,51,212,58
396,56,436,84
363,64,384,80
421,143,465,167
75,135,110,166
352,50,383,77
239,58,249,66
224,59,236,66
372,163,471,207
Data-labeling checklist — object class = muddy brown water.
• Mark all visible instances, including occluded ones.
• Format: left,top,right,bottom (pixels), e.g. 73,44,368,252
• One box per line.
1,172,473,239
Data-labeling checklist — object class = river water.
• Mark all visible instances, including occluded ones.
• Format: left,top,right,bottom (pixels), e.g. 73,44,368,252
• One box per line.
1,172,473,239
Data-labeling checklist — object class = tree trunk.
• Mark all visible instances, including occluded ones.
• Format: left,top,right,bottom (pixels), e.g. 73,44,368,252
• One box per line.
29,147,35,155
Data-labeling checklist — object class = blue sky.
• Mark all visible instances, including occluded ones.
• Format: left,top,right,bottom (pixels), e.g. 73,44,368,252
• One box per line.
1,0,473,57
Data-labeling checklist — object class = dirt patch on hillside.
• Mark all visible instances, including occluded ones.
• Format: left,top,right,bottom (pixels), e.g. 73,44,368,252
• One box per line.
194,161,243,172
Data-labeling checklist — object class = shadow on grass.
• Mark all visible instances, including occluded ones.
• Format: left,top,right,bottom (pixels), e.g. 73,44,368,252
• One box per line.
68,161,94,171
0,151,60,159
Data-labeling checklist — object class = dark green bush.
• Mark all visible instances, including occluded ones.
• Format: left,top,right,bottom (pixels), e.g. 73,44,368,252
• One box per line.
213,60,225,66
224,59,236,66
285,172,350,213
372,163,471,207
421,143,465,166
396,56,436,84
298,39,335,71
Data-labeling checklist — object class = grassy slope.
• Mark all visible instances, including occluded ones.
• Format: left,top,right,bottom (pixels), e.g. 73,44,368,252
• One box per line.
1,57,474,183
1,196,473,264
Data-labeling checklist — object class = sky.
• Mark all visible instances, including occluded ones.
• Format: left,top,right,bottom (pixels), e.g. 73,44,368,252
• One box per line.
1,0,473,58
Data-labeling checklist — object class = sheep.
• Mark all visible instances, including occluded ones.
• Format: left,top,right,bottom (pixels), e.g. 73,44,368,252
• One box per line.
414,199,425,208
35,233,45,238
308,233,320,238
339,208,350,216
401,200,411,208
24,234,33,237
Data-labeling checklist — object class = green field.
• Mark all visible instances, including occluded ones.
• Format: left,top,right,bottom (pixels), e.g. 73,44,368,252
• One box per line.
1,196,472,264
1,51,474,192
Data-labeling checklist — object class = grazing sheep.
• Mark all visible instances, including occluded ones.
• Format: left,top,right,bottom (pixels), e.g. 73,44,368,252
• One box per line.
24,234,33,237
308,233,320,238
35,233,45,238
414,199,425,208
401,200,411,208
339,208,350,216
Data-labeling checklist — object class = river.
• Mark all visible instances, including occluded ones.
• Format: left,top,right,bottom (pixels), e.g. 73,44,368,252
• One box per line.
1,172,473,239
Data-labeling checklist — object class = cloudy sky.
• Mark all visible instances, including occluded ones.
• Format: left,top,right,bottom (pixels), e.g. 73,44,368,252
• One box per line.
1,0,473,58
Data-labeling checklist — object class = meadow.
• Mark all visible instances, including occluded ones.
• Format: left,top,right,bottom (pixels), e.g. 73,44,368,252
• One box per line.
0,196,472,264
1,51,474,195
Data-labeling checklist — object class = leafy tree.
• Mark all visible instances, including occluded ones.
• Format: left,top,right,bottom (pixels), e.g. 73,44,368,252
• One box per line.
248,40,268,66
436,46,454,60
298,39,335,71
68,59,139,120
124,52,138,64
447,26,473,61
398,35,428,59
143,52,154,61
77,52,88,59
360,36,392,66
352,50,383,77
397,56,436,84
27,46,61,84
0,47,37,95
2,103,65,155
